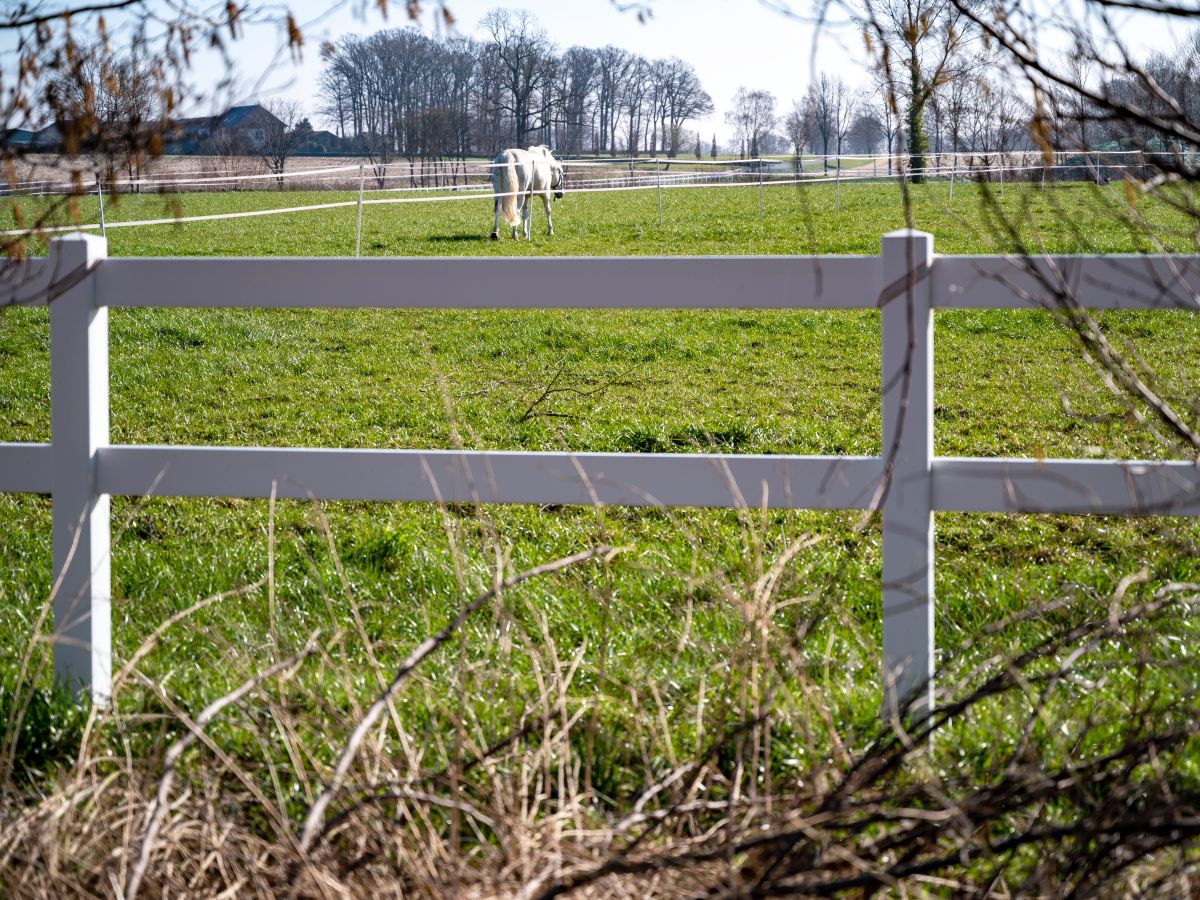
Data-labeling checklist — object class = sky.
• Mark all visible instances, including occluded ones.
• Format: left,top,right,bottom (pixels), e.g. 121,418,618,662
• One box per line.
183,0,873,143
3,0,1179,140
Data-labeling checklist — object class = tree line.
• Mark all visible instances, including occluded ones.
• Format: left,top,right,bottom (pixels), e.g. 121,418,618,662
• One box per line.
23,3,1200,181
726,21,1199,179
317,3,1199,180
316,8,714,165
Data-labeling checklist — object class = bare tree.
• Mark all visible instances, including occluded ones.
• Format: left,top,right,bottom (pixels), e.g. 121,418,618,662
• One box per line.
938,69,973,151
316,47,352,140
857,0,979,180
867,71,903,173
832,75,857,158
554,46,598,154
622,56,651,155
49,50,161,183
482,8,555,148
808,74,837,170
784,98,812,157
654,57,713,157
847,109,885,153
726,87,777,159
594,45,635,155
259,99,304,182
311,13,719,166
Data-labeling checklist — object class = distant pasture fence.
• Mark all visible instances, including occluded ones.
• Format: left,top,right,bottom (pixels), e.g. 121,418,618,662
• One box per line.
1,231,1198,714
0,151,1174,255
0,149,1162,197
0,150,1169,262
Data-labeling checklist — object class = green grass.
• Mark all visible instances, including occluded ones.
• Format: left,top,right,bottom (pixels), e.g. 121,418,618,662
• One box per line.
8,178,1197,257
1,179,1198,790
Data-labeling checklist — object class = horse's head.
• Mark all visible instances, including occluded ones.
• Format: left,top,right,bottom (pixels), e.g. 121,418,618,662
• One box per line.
529,145,565,199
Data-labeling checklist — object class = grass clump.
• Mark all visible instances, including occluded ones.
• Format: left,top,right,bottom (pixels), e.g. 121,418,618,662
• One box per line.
0,681,87,785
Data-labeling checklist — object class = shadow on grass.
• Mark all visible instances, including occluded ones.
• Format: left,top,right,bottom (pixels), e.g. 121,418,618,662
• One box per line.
0,679,88,785
426,234,491,244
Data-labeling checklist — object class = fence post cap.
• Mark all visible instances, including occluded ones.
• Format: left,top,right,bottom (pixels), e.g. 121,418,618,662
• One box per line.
47,232,107,289
48,232,108,264
50,232,106,247
881,228,934,241
880,229,934,265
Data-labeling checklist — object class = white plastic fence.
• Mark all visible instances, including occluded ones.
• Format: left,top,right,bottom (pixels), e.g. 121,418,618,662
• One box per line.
2,233,1199,714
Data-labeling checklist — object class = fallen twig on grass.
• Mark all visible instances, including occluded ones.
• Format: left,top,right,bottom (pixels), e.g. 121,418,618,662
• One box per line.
125,636,320,900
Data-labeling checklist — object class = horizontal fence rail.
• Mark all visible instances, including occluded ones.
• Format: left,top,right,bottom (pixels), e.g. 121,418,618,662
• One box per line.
1,232,1198,715
5,445,1196,515
62,256,886,310
91,447,883,509
10,254,1199,312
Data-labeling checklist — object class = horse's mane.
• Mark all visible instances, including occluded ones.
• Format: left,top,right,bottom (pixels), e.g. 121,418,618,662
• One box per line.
527,144,554,157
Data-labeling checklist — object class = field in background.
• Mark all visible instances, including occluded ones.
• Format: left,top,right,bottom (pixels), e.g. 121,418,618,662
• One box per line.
1,179,1198,892
3,151,910,189
11,152,360,183
8,178,1197,256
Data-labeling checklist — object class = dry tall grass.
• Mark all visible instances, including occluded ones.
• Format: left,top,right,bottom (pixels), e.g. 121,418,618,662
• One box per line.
2,487,1198,898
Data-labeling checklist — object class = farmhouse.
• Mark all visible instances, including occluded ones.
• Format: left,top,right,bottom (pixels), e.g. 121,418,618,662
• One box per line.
14,105,285,156
32,123,65,149
165,104,285,154
0,127,35,147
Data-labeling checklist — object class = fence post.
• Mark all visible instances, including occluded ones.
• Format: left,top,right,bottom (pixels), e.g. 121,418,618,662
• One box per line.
758,159,764,221
879,229,935,720
95,173,107,239
355,163,365,258
656,157,663,227
836,156,841,213
49,233,111,700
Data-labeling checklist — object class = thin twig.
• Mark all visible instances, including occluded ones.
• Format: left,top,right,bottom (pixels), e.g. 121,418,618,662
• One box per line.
297,545,619,856
125,638,320,900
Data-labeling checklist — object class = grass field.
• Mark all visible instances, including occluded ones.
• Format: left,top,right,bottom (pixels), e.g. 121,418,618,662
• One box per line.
9,174,1198,256
2,179,1199,893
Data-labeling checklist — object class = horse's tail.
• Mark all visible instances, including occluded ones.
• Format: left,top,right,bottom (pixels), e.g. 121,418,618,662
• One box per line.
495,155,521,227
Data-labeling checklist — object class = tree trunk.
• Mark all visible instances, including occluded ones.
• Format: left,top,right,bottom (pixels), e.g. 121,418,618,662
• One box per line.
907,50,928,184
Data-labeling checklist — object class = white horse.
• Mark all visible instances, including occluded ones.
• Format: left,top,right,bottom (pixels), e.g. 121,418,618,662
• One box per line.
490,145,564,240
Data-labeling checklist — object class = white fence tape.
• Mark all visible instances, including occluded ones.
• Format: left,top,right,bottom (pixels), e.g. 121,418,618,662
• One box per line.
0,155,1156,238
3,148,1168,194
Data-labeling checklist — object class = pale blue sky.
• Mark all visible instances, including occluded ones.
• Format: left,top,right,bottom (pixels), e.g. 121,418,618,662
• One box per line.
185,0,871,140
188,0,1174,141
6,0,1177,139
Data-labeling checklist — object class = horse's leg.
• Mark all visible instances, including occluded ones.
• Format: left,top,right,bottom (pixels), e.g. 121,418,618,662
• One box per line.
523,195,532,240
512,194,523,239
491,196,499,240
543,193,553,235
